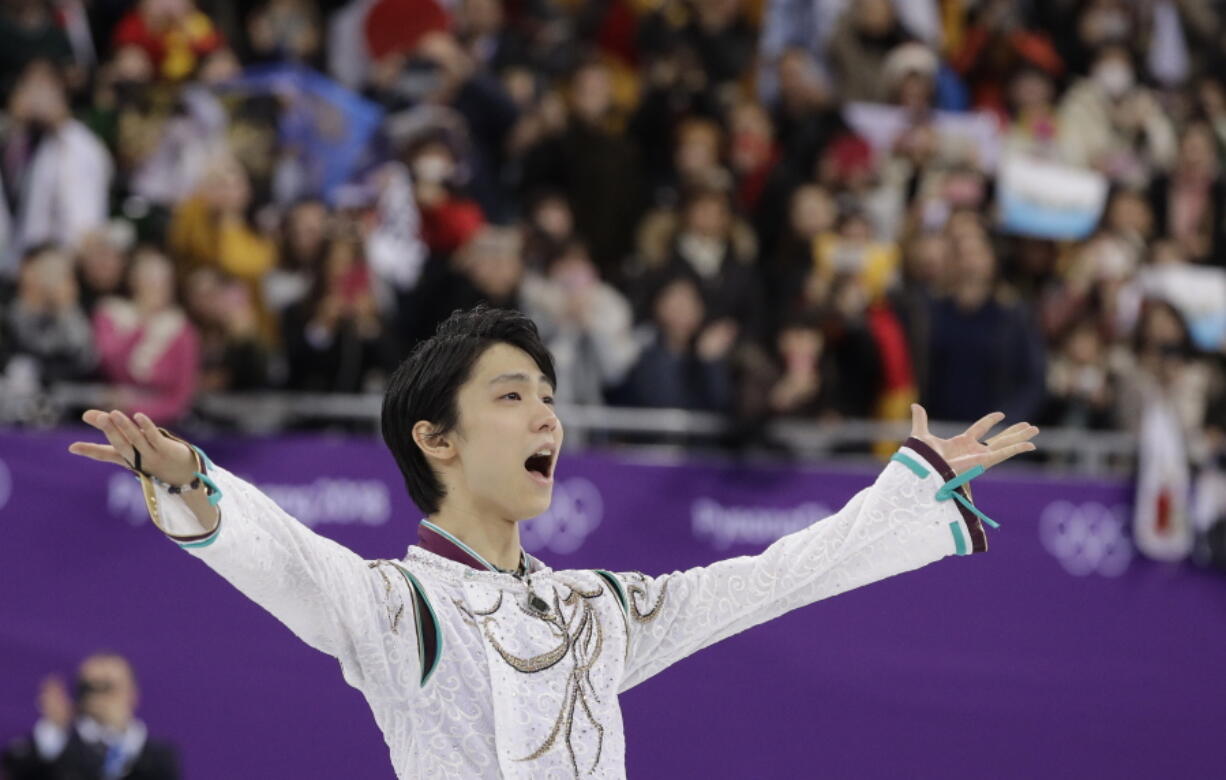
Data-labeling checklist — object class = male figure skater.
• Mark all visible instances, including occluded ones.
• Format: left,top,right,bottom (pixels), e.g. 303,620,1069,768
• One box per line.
69,307,1038,779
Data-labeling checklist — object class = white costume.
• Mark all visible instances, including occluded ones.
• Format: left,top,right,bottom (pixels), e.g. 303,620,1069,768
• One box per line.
141,437,990,779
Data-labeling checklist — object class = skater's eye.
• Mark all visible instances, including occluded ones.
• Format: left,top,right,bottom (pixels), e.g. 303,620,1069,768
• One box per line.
542,396,554,405
500,392,522,401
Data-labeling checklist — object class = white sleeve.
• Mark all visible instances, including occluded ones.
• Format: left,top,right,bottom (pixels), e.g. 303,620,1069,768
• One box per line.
32,719,69,761
611,440,988,692
146,462,403,689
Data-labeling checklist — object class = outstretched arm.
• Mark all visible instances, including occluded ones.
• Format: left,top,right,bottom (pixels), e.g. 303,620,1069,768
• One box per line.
68,410,402,689
611,405,1038,692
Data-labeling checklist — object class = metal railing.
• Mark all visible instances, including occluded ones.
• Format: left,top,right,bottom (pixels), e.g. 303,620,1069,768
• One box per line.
0,382,1137,477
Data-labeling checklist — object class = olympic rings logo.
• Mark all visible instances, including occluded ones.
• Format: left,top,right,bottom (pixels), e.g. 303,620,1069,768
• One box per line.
1038,500,1133,577
520,478,604,555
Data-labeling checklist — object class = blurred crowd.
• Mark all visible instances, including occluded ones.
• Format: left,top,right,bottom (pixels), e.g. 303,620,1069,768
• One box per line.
0,0,1224,472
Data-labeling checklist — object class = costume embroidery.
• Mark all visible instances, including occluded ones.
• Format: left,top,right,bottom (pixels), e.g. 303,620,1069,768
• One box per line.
623,572,668,623
367,561,407,634
456,578,608,776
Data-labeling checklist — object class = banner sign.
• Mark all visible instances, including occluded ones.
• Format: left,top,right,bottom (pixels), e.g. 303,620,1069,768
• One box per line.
997,153,1109,240
843,102,1003,170
1,430,1220,778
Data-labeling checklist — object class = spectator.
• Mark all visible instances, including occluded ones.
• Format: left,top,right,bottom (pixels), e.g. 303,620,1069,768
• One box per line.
894,227,950,398
282,229,395,393
1038,193,1153,347
520,190,575,272
81,45,156,184
520,239,639,406
806,272,888,421
1,652,179,779
816,132,898,240
521,58,645,278
637,0,755,92
752,47,842,259
637,183,765,344
827,0,912,104
729,99,781,216
111,0,223,81
125,73,229,209
1043,317,1116,430
92,247,200,423
947,0,1063,116
1058,44,1176,186
360,161,430,304
755,0,838,106
75,222,135,315
664,116,725,202
764,315,828,419
168,154,278,338
453,0,518,72
0,60,111,274
615,274,734,412
810,210,902,306
1123,297,1213,560
407,134,485,256
267,197,329,315
880,42,939,114
244,0,321,66
368,31,518,220
770,46,839,164
460,224,525,310
1149,120,1226,265
184,267,273,392
923,229,1046,423
1002,64,1063,160
0,0,75,102
397,224,521,347
764,183,838,327
1066,0,1138,72
1116,298,1214,440
2,246,95,385
1000,235,1060,303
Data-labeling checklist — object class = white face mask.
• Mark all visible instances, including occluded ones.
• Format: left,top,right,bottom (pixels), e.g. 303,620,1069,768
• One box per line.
1094,61,1134,98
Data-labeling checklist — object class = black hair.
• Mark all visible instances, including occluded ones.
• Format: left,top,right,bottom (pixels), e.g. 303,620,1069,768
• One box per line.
75,650,136,700
542,237,594,273
20,241,59,265
381,306,557,515
1133,298,1196,358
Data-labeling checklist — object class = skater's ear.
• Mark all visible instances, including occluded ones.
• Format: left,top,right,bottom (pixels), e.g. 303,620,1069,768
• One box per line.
412,420,455,463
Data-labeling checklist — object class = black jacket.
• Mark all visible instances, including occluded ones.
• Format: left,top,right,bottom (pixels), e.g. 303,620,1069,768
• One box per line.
2,727,179,780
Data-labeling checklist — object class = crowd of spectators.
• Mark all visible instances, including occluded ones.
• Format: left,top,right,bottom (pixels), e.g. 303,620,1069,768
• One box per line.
0,0,1224,470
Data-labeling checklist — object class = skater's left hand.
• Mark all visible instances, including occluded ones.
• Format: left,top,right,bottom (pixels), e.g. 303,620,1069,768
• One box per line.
909,404,1038,475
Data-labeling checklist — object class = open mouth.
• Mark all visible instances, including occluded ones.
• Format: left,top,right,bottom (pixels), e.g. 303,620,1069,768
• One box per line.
524,449,554,482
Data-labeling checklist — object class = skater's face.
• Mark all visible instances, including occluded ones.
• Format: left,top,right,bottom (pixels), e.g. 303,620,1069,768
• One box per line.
448,343,563,521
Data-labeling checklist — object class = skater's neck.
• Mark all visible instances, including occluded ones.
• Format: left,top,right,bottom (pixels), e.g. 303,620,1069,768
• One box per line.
425,505,523,572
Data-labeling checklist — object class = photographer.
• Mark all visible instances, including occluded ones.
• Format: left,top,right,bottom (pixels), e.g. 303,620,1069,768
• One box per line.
1,653,179,779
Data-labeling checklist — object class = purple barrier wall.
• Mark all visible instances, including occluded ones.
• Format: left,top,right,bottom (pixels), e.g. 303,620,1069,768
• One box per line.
1,429,1222,778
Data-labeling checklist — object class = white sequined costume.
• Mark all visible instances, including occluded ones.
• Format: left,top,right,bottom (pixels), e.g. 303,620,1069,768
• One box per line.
144,437,989,779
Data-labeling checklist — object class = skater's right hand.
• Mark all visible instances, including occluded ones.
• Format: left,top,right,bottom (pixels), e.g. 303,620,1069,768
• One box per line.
69,410,199,486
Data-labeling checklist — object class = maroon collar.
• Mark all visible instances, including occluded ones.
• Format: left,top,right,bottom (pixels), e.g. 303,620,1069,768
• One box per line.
417,520,541,574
